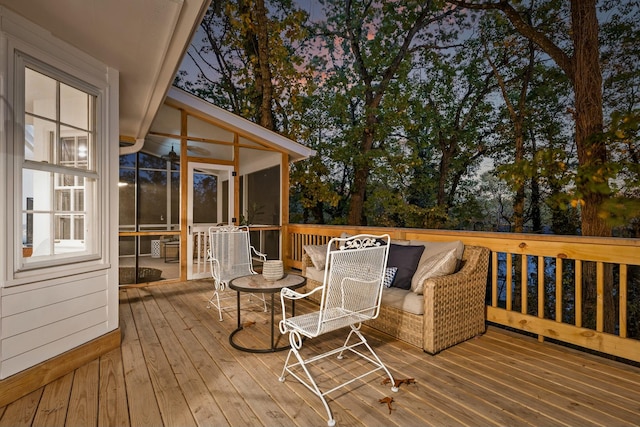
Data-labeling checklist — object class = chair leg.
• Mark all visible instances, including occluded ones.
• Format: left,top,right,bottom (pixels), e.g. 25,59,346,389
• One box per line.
206,290,224,321
207,286,264,321
260,292,267,312
338,326,398,393
279,327,397,426
279,340,336,427
247,292,268,312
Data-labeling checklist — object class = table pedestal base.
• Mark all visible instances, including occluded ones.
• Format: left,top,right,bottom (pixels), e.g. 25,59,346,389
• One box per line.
229,292,296,353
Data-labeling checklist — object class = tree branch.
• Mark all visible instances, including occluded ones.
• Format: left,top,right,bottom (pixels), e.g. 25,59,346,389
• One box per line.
448,0,574,81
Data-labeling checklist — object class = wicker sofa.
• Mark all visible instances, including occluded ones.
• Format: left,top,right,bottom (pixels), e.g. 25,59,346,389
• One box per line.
301,241,490,354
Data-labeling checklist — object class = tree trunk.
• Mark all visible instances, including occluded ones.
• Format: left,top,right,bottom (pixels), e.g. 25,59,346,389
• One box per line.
450,0,611,237
437,137,456,209
348,168,369,226
570,1,609,237
570,1,615,333
513,120,525,233
238,0,274,129
348,122,376,225
253,0,274,130
312,202,325,224
484,35,534,234
530,136,542,233
462,0,615,330
343,1,439,226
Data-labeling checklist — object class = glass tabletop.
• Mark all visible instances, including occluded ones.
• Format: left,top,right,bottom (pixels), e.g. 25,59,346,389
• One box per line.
229,273,306,293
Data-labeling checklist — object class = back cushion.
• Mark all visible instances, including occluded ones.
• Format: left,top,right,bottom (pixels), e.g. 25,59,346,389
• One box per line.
386,244,425,290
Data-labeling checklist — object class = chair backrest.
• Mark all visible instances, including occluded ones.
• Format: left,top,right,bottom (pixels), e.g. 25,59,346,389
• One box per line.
316,234,390,334
208,225,256,284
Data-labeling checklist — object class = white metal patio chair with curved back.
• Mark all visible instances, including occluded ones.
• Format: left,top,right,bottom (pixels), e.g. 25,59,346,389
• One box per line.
278,234,398,426
207,225,267,321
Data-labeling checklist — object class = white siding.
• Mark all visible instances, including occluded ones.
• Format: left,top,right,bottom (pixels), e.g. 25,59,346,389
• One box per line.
0,8,119,379
1,273,114,378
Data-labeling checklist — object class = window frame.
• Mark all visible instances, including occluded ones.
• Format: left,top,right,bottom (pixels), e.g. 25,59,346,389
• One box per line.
5,42,111,284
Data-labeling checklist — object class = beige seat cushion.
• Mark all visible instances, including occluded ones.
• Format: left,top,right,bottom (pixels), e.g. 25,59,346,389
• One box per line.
305,266,325,284
380,287,424,315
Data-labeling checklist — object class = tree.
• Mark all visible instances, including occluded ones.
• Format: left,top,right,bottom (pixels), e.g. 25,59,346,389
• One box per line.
313,0,462,225
599,0,640,233
481,12,537,232
447,0,640,332
449,0,610,238
402,35,496,228
288,95,342,224
176,0,312,134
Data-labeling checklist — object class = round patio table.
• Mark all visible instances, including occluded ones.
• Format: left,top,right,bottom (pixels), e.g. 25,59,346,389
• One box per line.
229,273,306,353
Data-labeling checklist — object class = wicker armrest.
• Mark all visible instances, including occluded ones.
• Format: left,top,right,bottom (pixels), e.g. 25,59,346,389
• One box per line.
421,245,490,354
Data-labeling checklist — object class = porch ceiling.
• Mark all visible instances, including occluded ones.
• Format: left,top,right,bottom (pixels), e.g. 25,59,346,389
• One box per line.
0,0,211,140
164,87,317,162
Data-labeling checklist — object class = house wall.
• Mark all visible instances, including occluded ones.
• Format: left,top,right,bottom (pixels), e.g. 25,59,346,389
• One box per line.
0,7,119,379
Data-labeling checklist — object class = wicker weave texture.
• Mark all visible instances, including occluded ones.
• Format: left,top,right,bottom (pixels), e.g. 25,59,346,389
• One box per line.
422,246,490,353
301,245,490,354
366,304,423,347
300,255,323,303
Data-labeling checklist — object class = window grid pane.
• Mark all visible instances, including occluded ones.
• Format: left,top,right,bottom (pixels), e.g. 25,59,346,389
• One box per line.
21,64,98,266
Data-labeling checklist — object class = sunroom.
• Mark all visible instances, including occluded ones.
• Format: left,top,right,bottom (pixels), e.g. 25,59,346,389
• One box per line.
118,87,314,285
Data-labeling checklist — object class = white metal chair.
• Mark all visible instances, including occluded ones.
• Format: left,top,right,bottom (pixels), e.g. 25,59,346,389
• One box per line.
207,225,267,321
278,234,398,426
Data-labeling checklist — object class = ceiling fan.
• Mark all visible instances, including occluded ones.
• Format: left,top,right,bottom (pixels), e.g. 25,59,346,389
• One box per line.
161,145,179,162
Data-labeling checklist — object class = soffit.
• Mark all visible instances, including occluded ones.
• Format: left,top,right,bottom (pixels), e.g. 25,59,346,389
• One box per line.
0,0,210,139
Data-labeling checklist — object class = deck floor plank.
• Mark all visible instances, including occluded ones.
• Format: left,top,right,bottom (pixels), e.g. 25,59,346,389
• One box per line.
171,280,335,427
32,371,73,427
152,283,262,426
367,332,523,427
399,353,535,427
126,288,197,427
452,343,597,425
2,279,640,427
355,330,490,427
65,358,99,427
97,347,130,427
197,282,404,427
442,341,603,427
0,389,42,427
459,334,640,426
137,286,227,426
479,331,640,396
168,282,300,427
286,329,414,427
118,289,164,427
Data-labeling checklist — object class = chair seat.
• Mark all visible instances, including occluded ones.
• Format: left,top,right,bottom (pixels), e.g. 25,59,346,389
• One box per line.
284,308,371,337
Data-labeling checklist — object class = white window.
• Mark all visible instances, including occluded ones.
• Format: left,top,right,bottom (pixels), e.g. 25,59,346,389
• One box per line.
18,57,101,271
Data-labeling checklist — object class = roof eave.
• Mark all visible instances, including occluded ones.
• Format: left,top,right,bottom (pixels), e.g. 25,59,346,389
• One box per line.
166,86,316,162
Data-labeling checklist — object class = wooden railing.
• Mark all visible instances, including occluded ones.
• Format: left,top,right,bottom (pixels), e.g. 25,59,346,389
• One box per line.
283,224,640,362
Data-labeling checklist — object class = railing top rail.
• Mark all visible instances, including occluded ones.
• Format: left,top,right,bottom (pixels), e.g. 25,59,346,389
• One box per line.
286,224,640,265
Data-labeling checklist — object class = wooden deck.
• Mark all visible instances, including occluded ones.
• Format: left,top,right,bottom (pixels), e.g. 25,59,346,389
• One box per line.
2,279,640,427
